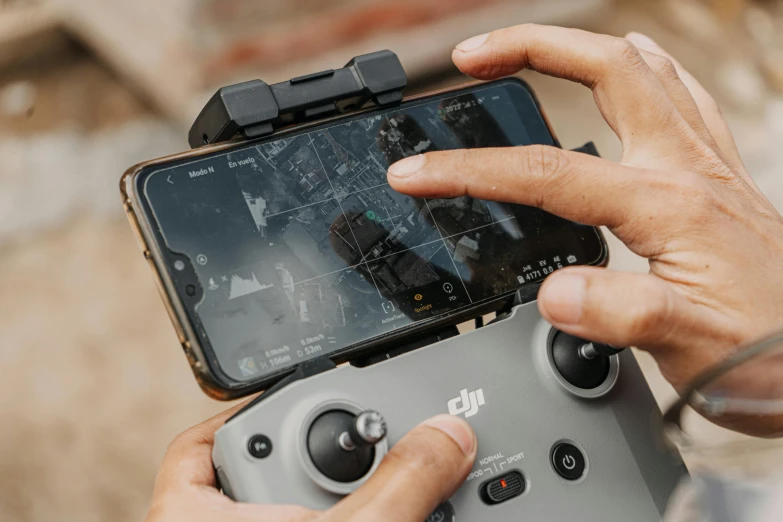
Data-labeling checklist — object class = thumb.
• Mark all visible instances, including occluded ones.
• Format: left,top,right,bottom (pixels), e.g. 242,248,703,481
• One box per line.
538,267,740,388
538,267,691,350
324,415,477,521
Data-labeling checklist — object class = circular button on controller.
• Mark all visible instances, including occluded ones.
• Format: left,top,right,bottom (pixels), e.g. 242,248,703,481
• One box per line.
426,502,455,522
248,434,273,459
551,443,586,480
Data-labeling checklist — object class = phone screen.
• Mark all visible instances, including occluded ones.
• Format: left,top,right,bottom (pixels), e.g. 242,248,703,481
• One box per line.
138,80,605,385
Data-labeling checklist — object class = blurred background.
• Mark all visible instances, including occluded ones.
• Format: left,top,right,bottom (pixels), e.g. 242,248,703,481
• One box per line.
1,0,783,520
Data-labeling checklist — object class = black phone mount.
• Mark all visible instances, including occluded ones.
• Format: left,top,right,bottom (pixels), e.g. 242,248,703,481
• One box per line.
189,50,407,149
189,49,600,158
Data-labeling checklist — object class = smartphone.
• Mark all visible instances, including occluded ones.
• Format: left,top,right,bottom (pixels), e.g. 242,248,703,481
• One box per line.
121,78,608,399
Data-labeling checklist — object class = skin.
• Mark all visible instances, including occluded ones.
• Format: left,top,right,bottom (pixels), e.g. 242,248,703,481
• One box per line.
150,25,783,520
390,26,783,392
147,401,476,522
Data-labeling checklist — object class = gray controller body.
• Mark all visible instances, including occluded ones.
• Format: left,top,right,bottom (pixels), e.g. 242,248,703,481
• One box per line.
213,302,687,520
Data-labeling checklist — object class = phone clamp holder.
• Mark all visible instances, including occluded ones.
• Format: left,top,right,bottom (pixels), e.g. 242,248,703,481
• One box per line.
189,50,407,149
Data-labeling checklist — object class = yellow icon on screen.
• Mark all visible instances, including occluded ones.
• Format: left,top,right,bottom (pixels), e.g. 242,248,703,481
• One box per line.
414,294,423,301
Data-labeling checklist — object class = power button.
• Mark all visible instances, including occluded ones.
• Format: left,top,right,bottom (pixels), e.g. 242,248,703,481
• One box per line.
551,442,586,480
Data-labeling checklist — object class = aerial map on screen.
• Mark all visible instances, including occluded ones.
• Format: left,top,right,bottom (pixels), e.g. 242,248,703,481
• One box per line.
144,83,594,381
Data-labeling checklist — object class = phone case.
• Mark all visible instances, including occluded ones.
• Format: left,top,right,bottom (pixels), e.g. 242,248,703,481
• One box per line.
119,79,609,400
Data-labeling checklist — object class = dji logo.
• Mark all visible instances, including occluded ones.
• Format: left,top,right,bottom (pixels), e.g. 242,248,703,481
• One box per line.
447,388,485,418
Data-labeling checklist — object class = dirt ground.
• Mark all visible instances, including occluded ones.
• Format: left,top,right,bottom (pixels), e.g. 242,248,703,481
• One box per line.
1,3,783,522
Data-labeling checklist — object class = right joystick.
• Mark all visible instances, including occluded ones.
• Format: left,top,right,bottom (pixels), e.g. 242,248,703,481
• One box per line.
549,330,626,391
579,341,625,359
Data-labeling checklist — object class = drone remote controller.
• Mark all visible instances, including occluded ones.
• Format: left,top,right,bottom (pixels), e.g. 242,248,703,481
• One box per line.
213,302,686,521
177,50,688,520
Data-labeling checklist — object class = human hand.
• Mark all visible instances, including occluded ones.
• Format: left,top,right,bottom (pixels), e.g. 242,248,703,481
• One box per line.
387,24,783,390
146,404,476,522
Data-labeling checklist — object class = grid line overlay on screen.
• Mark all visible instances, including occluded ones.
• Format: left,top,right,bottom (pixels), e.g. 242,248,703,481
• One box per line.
227,113,519,301
309,134,385,299
261,181,390,221
382,113,475,303
423,197,473,303
140,83,597,381
224,214,516,289
147,83,525,310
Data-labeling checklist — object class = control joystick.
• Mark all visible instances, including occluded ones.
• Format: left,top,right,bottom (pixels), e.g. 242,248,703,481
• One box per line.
339,410,387,450
549,330,626,394
307,409,387,484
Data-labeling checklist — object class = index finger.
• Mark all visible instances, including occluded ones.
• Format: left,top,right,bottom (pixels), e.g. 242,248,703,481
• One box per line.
387,146,662,231
154,398,255,493
452,24,687,145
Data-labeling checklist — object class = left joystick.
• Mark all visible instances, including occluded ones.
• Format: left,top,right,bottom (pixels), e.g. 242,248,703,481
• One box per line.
307,410,387,483
339,410,387,451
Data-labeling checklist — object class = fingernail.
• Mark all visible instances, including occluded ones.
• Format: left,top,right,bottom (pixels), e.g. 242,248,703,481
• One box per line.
456,33,489,52
388,154,426,178
422,414,476,455
540,273,586,325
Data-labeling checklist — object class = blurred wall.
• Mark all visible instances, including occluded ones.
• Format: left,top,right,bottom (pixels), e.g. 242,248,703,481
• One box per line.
1,1,782,521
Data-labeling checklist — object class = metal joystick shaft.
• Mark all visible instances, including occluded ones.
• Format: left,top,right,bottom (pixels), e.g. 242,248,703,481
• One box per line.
338,410,387,452
579,342,626,360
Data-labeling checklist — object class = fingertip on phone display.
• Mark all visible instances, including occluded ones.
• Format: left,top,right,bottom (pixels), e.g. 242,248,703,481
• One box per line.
387,154,425,178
